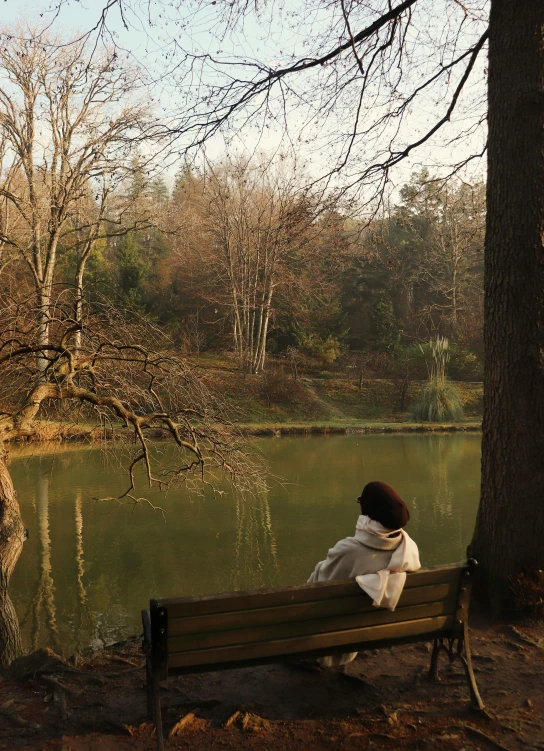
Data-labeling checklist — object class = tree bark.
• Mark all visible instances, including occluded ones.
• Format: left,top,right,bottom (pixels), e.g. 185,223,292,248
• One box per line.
470,0,544,613
0,441,25,666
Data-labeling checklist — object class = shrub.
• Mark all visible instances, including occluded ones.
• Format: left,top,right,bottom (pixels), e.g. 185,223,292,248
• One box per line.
299,334,343,366
411,335,464,422
411,380,464,422
259,367,309,408
416,341,483,381
390,345,427,411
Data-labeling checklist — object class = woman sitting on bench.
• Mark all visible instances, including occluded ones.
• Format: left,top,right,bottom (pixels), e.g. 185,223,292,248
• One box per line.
308,481,421,666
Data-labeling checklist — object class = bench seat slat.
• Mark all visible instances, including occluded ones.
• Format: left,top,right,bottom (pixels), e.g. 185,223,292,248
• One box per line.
167,614,454,669
168,598,456,654
167,582,458,638
157,565,464,619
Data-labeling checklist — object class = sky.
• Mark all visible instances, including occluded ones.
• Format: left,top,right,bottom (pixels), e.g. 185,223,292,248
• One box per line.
1,0,489,207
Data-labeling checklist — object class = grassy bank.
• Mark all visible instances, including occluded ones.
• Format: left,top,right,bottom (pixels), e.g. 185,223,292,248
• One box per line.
203,356,483,427
8,357,483,445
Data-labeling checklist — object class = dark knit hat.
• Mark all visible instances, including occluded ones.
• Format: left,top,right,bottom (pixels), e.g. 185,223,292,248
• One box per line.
358,481,410,530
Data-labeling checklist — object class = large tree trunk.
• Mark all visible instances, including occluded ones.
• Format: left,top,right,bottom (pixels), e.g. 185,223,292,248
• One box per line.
470,0,544,613
0,441,25,666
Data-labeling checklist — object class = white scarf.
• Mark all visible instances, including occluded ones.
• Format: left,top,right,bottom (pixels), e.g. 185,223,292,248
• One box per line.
354,515,420,611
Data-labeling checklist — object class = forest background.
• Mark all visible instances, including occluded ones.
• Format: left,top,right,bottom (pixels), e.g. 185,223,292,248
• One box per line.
1,91,486,421
2,148,486,425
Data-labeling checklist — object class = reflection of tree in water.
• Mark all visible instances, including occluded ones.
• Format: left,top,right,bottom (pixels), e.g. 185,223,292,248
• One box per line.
412,436,468,555
30,475,60,652
75,492,86,610
73,490,93,648
231,492,279,591
74,492,117,652
431,436,455,517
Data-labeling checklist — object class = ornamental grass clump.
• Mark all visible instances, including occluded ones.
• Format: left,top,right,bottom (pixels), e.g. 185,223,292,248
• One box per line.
411,336,464,422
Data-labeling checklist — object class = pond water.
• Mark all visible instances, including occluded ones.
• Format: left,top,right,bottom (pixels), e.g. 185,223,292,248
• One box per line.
10,433,481,656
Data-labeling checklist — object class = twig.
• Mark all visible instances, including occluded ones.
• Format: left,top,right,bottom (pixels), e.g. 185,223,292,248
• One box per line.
102,654,141,667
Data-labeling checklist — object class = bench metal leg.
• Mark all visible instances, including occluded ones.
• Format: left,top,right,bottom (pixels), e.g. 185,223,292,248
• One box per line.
426,633,484,711
152,671,165,751
142,608,165,746
460,621,485,711
145,657,154,720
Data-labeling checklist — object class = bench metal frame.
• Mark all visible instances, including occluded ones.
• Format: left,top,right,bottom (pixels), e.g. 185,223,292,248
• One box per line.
142,559,483,751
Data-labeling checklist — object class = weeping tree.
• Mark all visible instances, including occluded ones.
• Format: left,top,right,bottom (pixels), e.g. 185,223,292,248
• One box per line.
0,289,264,666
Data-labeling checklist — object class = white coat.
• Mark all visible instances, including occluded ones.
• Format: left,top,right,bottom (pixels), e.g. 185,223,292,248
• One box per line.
308,514,420,666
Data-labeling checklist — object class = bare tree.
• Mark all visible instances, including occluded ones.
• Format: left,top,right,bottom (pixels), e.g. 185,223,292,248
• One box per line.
0,25,155,368
0,289,264,666
343,350,375,391
200,156,316,374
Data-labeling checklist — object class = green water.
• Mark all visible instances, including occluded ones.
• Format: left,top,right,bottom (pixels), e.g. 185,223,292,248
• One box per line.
9,433,481,656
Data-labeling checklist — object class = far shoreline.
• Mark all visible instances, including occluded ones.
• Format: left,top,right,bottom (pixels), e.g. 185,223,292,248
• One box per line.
238,421,481,436
7,419,482,458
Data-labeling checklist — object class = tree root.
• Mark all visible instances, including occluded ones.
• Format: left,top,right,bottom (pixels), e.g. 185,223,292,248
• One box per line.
40,674,82,697
453,724,513,751
0,700,41,730
504,625,543,650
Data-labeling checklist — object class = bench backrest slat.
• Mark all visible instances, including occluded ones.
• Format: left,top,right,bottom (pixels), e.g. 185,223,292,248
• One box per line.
155,564,463,618
167,581,457,639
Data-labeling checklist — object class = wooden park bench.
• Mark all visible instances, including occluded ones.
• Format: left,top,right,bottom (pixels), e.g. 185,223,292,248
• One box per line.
142,559,484,750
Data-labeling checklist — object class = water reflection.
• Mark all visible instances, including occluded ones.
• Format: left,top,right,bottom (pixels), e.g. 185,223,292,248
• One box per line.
32,475,59,652
10,434,481,656
73,491,91,648
232,493,279,591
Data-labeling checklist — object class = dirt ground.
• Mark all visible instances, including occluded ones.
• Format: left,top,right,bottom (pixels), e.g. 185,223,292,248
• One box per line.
1,615,543,751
